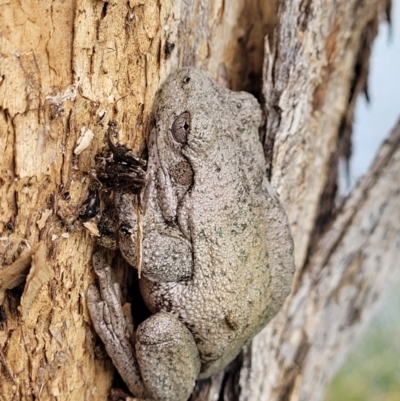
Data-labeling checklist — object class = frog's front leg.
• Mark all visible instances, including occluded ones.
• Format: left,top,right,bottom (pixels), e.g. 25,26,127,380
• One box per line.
116,192,193,282
87,251,201,401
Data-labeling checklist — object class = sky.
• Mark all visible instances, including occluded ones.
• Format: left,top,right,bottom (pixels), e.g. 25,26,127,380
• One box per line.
350,2,400,181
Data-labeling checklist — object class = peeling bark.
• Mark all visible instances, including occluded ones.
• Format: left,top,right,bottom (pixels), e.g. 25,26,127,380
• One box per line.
0,0,397,400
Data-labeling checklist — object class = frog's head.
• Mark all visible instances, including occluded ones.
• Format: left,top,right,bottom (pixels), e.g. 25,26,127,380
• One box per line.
148,68,262,231
153,68,221,159
148,68,221,225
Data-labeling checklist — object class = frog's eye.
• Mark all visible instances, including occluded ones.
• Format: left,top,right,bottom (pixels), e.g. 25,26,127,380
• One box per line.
172,112,190,144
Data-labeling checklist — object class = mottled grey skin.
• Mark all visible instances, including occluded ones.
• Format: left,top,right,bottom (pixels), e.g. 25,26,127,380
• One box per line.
87,68,295,401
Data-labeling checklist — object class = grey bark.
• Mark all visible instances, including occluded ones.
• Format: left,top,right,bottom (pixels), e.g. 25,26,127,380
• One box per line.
0,0,397,400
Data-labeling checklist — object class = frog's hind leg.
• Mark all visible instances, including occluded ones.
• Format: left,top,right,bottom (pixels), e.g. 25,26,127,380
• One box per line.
87,251,200,401
136,311,201,401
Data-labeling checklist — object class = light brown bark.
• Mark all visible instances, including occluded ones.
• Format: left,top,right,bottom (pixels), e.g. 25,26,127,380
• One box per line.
0,1,397,400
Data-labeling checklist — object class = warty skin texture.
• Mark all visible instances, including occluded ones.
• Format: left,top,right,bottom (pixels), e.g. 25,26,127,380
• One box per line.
87,68,295,401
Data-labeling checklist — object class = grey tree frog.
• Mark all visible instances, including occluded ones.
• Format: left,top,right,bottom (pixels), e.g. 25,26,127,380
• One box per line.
87,68,295,401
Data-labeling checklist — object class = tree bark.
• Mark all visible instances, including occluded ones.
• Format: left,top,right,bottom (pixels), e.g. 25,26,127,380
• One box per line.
0,1,397,401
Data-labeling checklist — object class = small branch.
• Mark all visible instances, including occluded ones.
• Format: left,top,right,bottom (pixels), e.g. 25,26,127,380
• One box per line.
309,119,400,274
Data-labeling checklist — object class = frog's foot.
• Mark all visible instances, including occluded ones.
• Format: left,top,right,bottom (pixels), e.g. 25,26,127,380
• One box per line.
136,312,201,401
87,251,146,398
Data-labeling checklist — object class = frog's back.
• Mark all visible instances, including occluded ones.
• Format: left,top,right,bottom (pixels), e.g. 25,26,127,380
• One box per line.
140,67,294,377
141,173,294,378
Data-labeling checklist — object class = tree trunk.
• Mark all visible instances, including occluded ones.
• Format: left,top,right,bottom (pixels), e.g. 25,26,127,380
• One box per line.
0,1,398,400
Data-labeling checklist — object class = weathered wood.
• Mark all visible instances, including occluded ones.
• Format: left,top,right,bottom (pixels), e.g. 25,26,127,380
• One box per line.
0,1,164,398
0,0,397,400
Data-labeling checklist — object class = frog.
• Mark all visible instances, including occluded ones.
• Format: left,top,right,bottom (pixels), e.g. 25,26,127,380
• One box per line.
87,67,295,401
